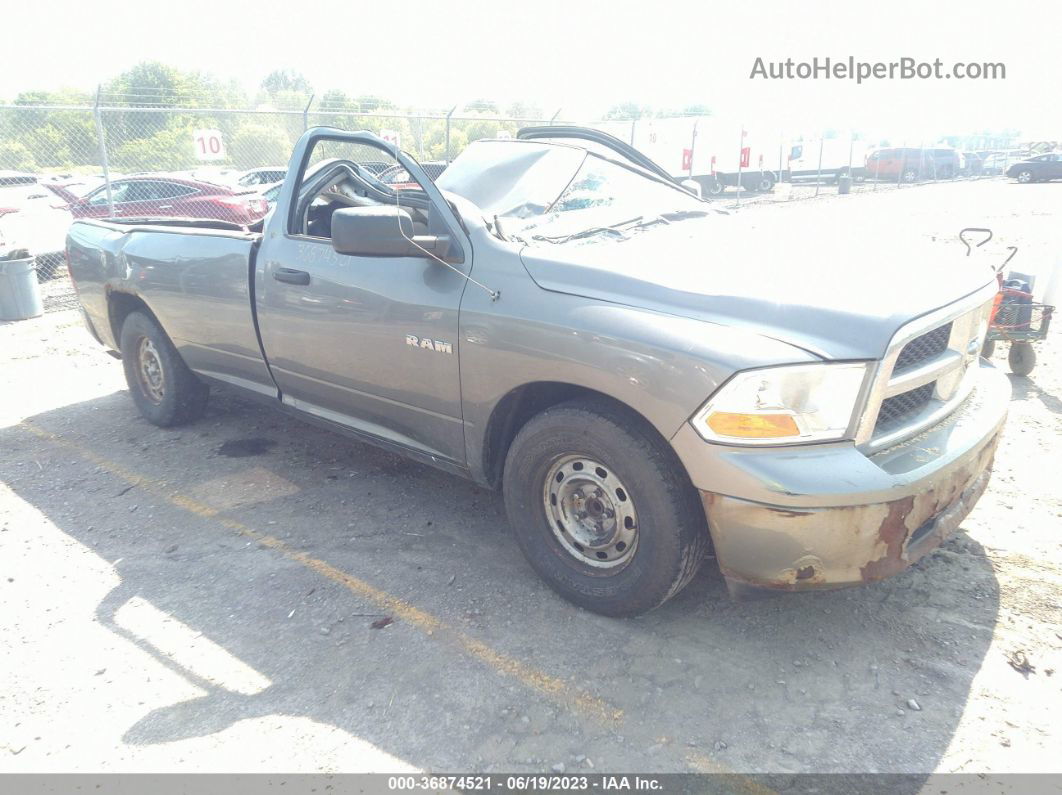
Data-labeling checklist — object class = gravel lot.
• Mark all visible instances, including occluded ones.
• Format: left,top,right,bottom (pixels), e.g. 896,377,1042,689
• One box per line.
1,179,1059,778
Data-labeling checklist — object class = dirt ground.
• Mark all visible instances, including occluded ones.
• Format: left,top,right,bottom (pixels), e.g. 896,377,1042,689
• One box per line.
1,179,1059,780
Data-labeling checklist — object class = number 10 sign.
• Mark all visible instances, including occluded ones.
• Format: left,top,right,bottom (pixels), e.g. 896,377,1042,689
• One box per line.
193,129,226,161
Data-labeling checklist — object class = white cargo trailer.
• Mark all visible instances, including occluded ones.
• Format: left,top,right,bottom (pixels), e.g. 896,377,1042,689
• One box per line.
784,136,869,183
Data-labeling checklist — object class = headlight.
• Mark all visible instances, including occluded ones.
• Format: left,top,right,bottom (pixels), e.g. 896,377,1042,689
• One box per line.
691,362,870,445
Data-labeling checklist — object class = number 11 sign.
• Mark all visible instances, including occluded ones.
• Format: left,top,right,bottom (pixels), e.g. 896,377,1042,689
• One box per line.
193,129,226,161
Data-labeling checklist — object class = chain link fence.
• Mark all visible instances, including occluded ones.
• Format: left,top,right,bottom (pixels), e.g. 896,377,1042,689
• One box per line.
1,100,1035,314
0,101,562,312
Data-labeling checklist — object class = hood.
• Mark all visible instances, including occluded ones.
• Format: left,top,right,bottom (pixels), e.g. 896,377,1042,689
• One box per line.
519,215,996,360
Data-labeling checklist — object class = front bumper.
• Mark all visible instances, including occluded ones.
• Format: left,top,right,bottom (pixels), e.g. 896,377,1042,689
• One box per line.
672,360,1009,595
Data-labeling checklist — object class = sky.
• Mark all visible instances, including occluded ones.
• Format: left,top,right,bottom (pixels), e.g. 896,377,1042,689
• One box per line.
4,0,1059,142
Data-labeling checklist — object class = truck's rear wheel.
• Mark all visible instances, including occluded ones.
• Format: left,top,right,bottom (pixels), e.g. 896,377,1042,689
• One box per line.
502,400,709,616
119,311,209,427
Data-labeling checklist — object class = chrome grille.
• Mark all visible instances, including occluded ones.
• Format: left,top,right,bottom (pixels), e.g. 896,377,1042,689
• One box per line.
893,323,952,374
874,382,935,434
855,285,997,452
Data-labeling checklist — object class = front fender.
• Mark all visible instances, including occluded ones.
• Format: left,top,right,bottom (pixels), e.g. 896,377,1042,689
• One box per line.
456,228,817,484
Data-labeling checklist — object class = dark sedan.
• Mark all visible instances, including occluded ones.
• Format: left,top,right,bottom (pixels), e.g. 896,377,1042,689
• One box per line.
1006,153,1062,183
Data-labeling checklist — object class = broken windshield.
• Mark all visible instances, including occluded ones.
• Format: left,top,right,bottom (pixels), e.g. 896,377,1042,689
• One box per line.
509,154,706,244
436,139,706,244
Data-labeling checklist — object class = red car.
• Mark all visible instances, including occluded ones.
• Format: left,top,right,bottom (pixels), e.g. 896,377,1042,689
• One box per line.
48,175,270,226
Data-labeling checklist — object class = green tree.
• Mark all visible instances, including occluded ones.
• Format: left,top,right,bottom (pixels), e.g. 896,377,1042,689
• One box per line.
603,102,650,121
463,98,499,114
112,124,195,172
0,140,38,171
354,95,394,113
319,89,354,112
505,101,544,120
229,123,294,169
653,104,712,118
261,69,312,97
4,91,96,170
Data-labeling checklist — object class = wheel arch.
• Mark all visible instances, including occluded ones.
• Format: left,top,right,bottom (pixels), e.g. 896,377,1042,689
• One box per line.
107,290,160,353
477,380,689,491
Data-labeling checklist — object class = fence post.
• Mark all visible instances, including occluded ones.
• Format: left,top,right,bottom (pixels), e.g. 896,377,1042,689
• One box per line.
735,125,745,206
303,94,314,131
445,105,456,164
814,134,824,197
689,118,698,180
92,86,114,217
778,135,784,187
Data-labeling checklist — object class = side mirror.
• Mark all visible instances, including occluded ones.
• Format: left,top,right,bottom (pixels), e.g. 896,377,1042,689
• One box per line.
330,205,453,260
680,179,703,199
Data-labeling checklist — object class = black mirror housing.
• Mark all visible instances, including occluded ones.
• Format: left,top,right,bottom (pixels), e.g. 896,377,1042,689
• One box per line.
331,206,417,257
330,205,455,261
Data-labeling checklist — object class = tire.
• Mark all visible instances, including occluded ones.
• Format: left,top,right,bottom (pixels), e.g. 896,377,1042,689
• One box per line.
981,339,996,358
1008,342,1036,376
901,168,918,183
702,177,725,197
119,311,209,426
752,173,776,192
502,399,709,617
1016,169,1034,184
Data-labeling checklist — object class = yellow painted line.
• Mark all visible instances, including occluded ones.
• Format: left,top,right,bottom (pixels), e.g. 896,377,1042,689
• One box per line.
20,422,621,724
685,753,776,794
22,420,769,785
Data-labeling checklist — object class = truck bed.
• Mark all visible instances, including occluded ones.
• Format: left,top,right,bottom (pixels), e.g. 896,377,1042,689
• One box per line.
67,218,274,396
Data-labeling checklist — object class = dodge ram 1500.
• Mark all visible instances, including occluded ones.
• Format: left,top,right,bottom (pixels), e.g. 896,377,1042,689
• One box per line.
67,126,1009,616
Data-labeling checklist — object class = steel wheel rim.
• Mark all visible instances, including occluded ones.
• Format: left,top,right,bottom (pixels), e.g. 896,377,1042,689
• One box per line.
1018,171,1032,183
543,454,638,569
137,337,165,404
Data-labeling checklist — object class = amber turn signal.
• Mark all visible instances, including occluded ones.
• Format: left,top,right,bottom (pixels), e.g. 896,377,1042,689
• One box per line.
705,411,801,439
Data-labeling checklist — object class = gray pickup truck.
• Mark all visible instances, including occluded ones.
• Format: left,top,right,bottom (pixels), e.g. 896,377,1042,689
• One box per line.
67,127,1009,616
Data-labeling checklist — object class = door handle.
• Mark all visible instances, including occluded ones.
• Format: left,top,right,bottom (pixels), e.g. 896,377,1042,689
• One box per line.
273,268,310,285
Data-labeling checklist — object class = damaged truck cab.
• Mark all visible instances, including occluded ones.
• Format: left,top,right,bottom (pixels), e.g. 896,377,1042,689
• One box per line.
67,126,1008,616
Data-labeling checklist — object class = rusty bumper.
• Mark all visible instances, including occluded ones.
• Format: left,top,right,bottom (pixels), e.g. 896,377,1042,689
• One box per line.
691,361,1009,597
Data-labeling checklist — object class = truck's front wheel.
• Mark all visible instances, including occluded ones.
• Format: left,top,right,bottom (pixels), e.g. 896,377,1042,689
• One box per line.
502,400,709,616
119,311,209,427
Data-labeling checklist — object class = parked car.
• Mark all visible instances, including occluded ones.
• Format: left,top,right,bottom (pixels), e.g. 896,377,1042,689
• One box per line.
960,152,984,176
1006,152,1062,183
0,183,75,276
51,175,270,225
977,153,1010,176
375,161,447,190
66,127,1008,616
237,166,288,187
0,170,40,188
258,181,283,206
865,147,962,181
